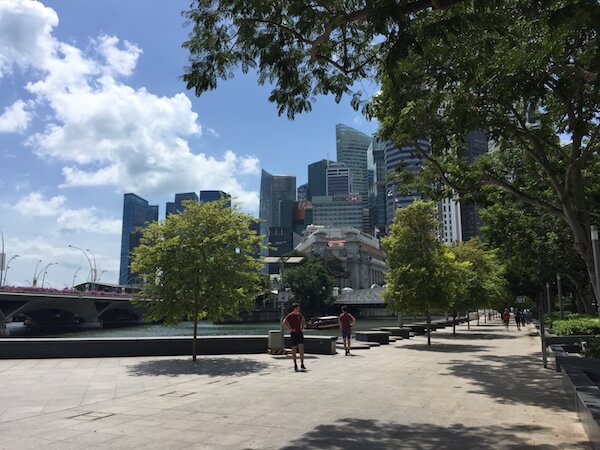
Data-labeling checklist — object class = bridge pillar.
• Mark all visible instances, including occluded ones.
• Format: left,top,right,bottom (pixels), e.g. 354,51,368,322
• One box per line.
0,311,8,336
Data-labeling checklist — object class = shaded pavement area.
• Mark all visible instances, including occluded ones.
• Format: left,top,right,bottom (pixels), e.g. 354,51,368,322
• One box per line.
0,319,590,449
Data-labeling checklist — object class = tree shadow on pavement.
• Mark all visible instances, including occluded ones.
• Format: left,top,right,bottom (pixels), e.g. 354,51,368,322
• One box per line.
401,343,489,353
126,357,273,377
277,418,587,450
444,354,572,411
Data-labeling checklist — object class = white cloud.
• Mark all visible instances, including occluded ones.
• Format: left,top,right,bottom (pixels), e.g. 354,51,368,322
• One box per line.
15,191,66,216
206,127,220,138
14,192,121,235
0,0,260,212
0,99,32,133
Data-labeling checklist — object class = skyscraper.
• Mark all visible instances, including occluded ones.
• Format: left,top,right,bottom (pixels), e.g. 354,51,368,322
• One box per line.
460,130,489,241
384,140,428,230
336,124,372,198
259,169,296,245
297,183,308,201
368,139,387,237
200,190,231,207
326,162,352,195
311,194,364,229
119,193,158,285
166,192,199,216
307,159,331,201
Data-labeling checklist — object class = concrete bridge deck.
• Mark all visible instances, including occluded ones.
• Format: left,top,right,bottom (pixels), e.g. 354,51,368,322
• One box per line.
0,319,589,449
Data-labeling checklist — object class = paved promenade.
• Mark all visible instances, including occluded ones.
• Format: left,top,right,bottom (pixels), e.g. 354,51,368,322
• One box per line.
0,320,590,449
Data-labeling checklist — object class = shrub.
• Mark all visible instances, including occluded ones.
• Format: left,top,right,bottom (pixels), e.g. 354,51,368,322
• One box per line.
583,336,600,359
552,317,600,336
545,312,591,330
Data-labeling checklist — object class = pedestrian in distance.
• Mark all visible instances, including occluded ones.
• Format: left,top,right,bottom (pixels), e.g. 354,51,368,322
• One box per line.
515,309,521,331
502,308,510,331
338,306,356,356
283,302,306,372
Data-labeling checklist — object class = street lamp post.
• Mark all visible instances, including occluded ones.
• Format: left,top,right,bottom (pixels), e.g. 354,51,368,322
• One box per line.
97,270,107,283
2,255,20,286
86,248,97,290
68,245,94,291
41,262,57,288
0,231,4,290
72,267,81,289
32,259,43,287
591,225,600,318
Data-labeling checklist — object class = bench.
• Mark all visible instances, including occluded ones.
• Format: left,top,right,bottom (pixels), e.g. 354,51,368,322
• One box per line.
355,331,391,345
377,327,411,339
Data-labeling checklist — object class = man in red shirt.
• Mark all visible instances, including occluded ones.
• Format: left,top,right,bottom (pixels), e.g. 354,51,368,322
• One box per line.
338,306,356,356
283,303,306,372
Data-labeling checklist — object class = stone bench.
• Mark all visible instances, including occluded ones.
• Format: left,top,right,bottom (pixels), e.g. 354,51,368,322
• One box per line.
284,335,338,355
377,327,411,339
355,331,391,345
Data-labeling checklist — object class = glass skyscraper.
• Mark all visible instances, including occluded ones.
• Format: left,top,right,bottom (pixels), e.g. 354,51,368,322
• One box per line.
307,159,330,201
166,192,199,216
119,193,158,285
297,183,308,201
326,162,352,195
460,130,489,241
259,169,297,241
200,190,231,207
336,124,372,198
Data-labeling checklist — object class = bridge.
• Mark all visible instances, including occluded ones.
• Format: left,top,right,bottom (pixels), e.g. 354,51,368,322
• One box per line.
0,290,146,335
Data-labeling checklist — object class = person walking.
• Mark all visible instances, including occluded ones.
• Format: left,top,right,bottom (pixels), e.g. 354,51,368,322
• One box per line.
338,306,356,356
514,309,522,331
502,308,510,331
283,303,306,372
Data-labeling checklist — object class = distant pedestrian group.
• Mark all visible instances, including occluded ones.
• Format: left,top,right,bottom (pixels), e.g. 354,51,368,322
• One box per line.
502,307,531,331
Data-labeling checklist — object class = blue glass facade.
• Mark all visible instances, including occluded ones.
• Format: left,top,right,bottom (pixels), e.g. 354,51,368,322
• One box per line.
166,192,199,216
119,193,158,285
200,190,231,207
460,130,489,240
307,159,330,201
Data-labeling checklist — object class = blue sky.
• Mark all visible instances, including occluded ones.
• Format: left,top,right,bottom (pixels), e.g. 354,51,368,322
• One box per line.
0,0,378,287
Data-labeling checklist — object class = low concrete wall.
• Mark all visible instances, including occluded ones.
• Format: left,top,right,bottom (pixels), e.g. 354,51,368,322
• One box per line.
0,334,340,359
377,327,411,339
562,366,600,449
284,335,337,355
0,336,268,359
355,331,391,345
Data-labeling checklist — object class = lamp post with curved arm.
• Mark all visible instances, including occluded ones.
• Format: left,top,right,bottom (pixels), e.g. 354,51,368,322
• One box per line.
41,262,57,288
2,255,20,286
72,267,81,289
97,270,107,284
86,248,97,289
68,245,94,291
32,259,43,287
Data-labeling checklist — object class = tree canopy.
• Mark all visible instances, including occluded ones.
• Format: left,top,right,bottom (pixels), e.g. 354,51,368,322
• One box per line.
283,256,334,316
131,199,265,361
382,201,457,344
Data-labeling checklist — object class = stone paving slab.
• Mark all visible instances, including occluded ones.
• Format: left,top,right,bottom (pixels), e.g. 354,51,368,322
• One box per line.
0,320,591,449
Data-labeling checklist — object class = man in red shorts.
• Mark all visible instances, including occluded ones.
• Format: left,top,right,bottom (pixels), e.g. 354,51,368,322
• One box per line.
338,306,356,356
283,303,306,372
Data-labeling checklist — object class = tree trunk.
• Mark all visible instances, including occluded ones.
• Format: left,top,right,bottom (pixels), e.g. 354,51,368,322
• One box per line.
467,311,470,330
477,310,480,326
452,312,456,336
426,309,431,346
192,314,198,362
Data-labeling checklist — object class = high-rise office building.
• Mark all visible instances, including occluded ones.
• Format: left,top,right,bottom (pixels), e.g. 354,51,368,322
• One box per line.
460,130,489,241
384,140,428,230
119,193,158,285
439,197,463,244
367,139,387,237
336,124,371,198
166,192,199,216
200,190,231,208
307,159,331,201
326,162,352,195
297,183,308,201
311,194,363,229
259,169,296,253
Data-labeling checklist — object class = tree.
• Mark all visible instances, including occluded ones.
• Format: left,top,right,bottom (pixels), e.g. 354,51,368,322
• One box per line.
181,0,600,309
448,239,507,333
382,201,456,345
283,256,334,316
131,199,265,361
182,0,463,118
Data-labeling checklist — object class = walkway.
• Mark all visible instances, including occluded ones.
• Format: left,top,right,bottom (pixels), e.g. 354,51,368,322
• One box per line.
0,320,589,449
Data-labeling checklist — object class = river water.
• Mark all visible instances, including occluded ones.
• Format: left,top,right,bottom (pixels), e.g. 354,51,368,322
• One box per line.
5,318,433,338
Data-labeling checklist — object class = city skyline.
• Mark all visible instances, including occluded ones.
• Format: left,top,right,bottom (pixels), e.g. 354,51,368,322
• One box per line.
0,0,377,288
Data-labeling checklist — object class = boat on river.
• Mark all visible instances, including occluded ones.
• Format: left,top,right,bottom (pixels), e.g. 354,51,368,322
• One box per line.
306,316,339,329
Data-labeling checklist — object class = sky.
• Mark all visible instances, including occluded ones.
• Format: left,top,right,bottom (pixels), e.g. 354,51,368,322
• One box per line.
0,0,378,288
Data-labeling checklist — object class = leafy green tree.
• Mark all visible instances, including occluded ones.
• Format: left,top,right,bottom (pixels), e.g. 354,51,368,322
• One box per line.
283,256,334,316
131,199,265,361
448,239,507,332
182,0,600,308
382,201,456,345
